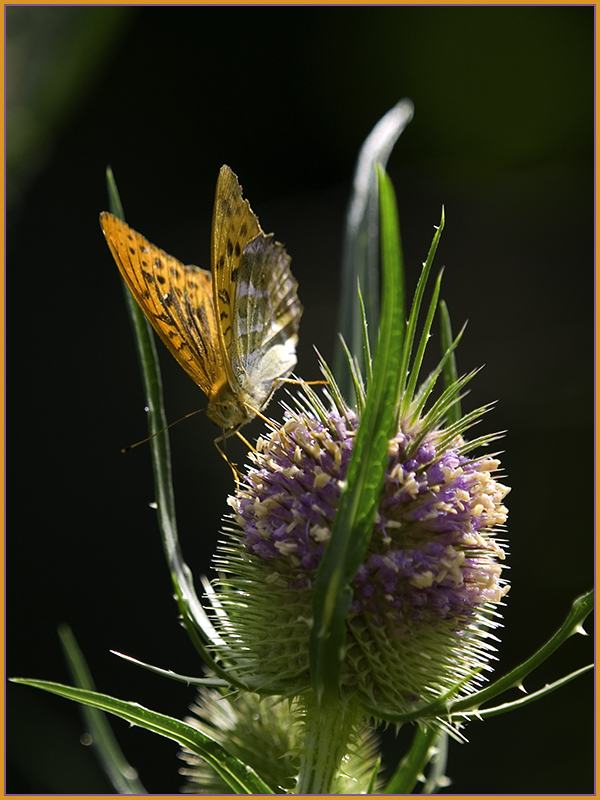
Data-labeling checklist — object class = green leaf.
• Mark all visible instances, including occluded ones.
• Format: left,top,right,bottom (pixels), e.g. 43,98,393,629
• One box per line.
398,209,445,417
105,165,125,220
447,588,594,716
400,267,444,424
10,679,274,795
455,664,593,720
110,650,229,687
357,282,373,389
309,165,406,702
58,625,146,793
439,299,462,425
104,168,238,687
361,588,594,725
334,98,413,399
407,324,467,429
366,755,382,794
338,334,366,415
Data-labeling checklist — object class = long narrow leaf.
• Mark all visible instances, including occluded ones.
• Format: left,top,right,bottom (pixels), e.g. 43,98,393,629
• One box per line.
398,209,445,416
439,300,462,425
105,169,234,684
447,588,594,715
455,664,593,720
334,98,413,397
59,626,147,794
408,325,467,428
309,166,405,702
10,679,273,795
357,283,373,389
401,265,444,420
110,651,229,687
338,334,366,415
361,588,594,725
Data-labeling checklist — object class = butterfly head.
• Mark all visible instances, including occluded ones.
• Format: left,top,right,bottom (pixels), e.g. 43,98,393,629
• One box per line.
206,380,255,432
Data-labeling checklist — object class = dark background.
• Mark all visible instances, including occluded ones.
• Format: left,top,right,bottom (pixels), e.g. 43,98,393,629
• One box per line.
7,6,594,794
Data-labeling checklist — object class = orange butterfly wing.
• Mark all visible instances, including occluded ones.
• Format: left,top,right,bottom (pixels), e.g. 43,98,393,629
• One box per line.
100,212,224,396
101,167,301,433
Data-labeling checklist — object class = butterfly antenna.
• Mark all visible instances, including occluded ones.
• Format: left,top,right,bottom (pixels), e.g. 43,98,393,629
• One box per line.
121,408,205,453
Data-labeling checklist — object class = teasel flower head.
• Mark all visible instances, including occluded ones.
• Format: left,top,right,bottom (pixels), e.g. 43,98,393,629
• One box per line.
204,179,510,729
207,378,509,718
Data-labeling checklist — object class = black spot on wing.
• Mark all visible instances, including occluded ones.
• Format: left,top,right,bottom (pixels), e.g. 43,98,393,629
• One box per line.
153,311,176,325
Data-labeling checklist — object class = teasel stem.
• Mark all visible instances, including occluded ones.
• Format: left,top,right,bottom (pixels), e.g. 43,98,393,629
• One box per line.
296,694,361,794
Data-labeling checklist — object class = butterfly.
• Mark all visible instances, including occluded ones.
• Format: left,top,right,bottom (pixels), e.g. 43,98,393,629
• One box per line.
100,165,302,435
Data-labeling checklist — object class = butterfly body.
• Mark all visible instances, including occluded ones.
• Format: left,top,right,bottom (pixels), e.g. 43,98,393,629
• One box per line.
101,166,302,435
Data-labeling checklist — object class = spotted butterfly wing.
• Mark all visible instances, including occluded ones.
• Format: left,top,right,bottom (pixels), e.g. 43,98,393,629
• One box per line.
208,166,303,429
100,212,223,396
211,164,261,364
100,165,302,434
230,233,301,412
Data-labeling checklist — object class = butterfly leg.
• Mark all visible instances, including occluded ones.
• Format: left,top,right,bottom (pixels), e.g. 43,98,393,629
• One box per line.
234,429,257,454
213,433,243,486
241,403,278,432
275,377,328,387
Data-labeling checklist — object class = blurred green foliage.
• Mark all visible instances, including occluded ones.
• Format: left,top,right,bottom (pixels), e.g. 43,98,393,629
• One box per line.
7,6,131,206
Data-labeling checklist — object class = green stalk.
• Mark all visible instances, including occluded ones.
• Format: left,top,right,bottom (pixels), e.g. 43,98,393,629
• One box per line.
382,724,440,793
296,695,361,794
